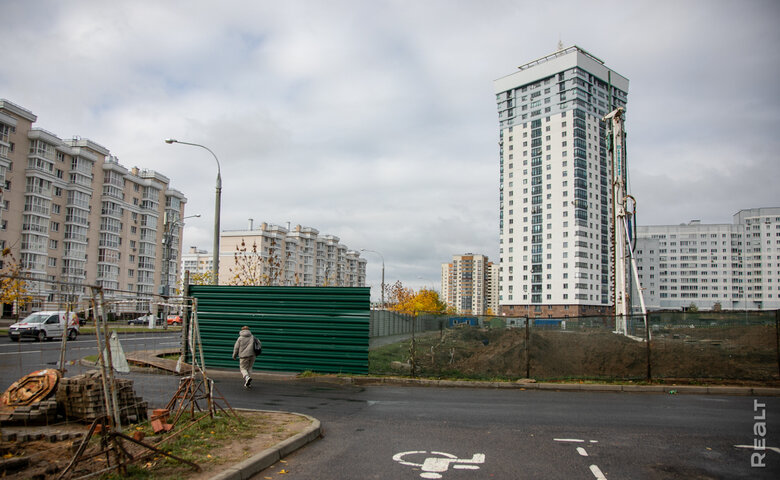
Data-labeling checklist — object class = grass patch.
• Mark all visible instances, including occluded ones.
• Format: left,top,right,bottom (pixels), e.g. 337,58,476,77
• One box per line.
368,341,412,373
103,413,259,479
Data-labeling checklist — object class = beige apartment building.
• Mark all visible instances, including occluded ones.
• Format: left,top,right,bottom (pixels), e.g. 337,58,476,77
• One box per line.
441,253,498,315
183,221,366,287
0,99,186,314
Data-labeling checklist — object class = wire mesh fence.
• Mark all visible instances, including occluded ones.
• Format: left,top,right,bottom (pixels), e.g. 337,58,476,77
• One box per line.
1,276,193,439
368,310,780,383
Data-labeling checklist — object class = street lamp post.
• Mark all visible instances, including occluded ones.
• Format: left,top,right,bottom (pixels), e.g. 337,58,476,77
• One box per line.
165,139,222,284
360,249,385,308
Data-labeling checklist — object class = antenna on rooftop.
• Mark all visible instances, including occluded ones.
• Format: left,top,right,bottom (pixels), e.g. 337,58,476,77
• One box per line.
557,36,563,51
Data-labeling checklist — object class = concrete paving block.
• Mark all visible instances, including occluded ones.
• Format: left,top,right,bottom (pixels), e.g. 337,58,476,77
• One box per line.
277,418,321,458
752,387,780,397
582,384,622,392
516,382,539,390
706,386,751,396
536,383,582,391
675,386,708,395
207,466,242,480
621,384,666,393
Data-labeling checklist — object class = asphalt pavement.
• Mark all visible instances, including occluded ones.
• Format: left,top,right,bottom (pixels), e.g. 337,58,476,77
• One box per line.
3,335,780,479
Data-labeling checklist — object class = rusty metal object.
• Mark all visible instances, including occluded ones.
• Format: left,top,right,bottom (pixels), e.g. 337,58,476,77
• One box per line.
1,369,61,407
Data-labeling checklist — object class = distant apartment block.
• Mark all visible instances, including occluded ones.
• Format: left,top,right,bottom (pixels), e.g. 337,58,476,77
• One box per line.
0,99,187,312
494,46,628,318
181,246,213,281
441,254,498,315
214,220,366,287
635,207,780,311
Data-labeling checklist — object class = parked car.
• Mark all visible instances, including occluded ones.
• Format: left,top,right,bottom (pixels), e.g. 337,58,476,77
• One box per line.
128,315,153,325
166,315,182,325
8,311,80,342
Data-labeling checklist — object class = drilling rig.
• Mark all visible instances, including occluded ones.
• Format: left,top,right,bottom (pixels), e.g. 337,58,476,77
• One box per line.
604,107,647,338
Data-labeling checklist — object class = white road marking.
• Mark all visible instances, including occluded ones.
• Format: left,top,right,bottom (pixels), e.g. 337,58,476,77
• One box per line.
0,351,42,356
734,444,780,454
590,464,607,479
393,451,485,479
554,438,584,443
577,447,588,456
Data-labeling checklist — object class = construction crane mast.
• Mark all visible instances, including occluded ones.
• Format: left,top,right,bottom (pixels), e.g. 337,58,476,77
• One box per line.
604,107,647,337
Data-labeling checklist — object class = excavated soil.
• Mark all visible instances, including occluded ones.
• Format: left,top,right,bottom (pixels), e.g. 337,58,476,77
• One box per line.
411,325,779,384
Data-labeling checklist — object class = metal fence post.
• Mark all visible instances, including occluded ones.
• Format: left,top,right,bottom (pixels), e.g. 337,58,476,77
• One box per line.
776,309,780,379
182,270,190,362
525,317,530,379
645,314,652,382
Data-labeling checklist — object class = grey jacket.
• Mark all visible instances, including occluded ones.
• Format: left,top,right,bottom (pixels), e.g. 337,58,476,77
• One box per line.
233,330,257,359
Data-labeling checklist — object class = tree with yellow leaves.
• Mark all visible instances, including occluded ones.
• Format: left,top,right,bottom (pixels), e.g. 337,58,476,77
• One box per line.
0,248,33,320
386,281,447,377
388,283,447,316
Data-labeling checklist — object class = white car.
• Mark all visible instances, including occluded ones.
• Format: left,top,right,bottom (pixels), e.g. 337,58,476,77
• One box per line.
8,311,80,342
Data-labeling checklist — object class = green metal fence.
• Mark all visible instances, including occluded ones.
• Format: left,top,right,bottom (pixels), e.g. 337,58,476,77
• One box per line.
187,285,370,374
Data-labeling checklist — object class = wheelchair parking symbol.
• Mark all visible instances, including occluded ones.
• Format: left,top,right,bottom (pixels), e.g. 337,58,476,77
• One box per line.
393,451,486,479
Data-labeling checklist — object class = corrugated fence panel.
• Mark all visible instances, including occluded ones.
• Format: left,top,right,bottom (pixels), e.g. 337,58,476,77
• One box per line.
188,286,370,374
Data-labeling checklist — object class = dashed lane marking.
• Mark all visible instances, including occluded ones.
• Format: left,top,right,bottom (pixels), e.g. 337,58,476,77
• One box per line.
590,464,607,480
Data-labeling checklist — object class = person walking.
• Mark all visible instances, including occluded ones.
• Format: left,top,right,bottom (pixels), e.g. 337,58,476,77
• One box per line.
232,326,258,388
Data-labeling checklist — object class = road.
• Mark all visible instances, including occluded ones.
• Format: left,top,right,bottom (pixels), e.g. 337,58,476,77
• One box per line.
0,331,183,394
2,335,779,479
213,380,778,480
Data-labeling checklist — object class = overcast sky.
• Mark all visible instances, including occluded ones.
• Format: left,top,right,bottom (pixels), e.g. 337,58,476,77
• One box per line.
3,0,779,297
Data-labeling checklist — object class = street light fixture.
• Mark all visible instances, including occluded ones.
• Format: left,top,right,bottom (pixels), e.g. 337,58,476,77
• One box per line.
360,249,385,308
165,138,222,284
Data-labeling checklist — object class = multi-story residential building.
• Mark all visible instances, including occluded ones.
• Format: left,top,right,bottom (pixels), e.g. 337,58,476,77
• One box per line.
494,46,628,317
215,221,366,287
635,208,780,311
486,262,499,314
0,99,186,314
441,254,497,315
181,246,213,281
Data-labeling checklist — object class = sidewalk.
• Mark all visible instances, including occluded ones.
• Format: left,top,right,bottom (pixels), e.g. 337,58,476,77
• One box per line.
129,348,780,396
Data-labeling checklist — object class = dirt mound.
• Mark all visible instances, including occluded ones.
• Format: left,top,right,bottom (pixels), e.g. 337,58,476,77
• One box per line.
411,325,779,383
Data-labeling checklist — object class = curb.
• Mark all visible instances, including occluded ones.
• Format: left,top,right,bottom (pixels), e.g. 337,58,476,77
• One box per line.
118,350,780,397
312,375,780,396
207,409,321,480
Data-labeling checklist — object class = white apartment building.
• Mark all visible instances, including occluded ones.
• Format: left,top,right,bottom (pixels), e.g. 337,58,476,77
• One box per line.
181,246,213,281
486,262,499,315
635,208,780,311
441,254,498,315
213,221,366,287
0,99,187,313
494,46,628,318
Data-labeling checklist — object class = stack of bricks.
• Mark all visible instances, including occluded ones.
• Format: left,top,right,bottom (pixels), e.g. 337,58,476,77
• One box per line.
150,408,174,434
0,398,58,425
55,370,148,424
